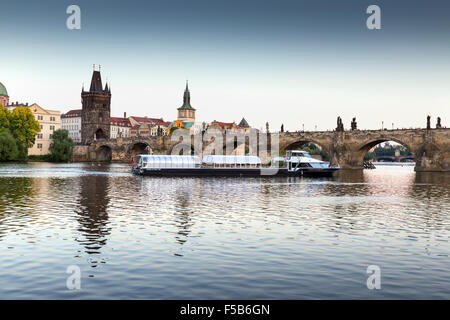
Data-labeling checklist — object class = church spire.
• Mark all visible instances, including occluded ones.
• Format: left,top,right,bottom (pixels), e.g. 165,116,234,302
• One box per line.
183,80,190,106
179,80,194,110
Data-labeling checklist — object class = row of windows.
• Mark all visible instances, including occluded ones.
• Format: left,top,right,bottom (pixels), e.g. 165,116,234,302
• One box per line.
40,125,56,130
111,126,129,132
36,133,53,140
62,118,80,123
179,111,194,118
62,125,80,131
36,115,58,122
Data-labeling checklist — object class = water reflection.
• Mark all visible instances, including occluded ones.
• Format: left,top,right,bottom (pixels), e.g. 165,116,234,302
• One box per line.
0,163,449,299
174,184,194,247
415,172,450,185
0,177,34,241
75,174,111,266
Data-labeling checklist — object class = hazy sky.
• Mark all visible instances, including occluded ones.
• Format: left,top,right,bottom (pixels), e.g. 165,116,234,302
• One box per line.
1,0,449,131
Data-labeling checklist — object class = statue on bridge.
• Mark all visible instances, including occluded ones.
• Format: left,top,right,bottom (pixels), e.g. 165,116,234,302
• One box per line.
427,115,431,130
336,116,344,132
281,124,284,133
437,117,442,129
351,117,357,131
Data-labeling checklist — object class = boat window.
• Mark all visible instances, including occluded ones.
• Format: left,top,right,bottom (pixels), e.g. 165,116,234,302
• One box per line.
299,163,312,168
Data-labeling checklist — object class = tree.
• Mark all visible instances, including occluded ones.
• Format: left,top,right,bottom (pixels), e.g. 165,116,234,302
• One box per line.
49,129,74,162
0,132,19,161
0,105,11,133
9,107,41,148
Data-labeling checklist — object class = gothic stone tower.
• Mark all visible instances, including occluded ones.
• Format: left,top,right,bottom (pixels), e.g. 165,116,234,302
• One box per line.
81,69,111,144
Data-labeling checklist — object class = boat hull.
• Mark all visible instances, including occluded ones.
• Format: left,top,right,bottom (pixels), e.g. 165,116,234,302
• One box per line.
133,167,339,177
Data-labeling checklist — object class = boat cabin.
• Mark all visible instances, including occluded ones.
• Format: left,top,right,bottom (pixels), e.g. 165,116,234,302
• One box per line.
202,155,262,168
135,155,201,169
285,150,330,171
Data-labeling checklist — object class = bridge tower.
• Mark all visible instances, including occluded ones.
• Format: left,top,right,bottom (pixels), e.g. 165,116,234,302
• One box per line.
81,68,111,144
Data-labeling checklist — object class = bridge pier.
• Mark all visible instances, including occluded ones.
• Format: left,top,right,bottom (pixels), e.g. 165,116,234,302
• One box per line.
414,146,450,172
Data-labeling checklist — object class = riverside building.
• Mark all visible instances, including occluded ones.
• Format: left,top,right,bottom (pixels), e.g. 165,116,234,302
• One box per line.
7,102,61,155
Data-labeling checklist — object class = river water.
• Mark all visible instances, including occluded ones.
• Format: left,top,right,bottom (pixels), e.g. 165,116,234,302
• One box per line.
0,162,449,299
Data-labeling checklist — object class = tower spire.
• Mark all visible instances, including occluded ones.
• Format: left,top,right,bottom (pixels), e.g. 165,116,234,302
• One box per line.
182,81,191,108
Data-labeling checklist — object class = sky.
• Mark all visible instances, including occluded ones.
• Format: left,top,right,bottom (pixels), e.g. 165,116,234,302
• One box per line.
1,0,449,131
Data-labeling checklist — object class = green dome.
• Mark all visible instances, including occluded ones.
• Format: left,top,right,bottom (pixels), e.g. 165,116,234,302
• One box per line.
0,82,8,96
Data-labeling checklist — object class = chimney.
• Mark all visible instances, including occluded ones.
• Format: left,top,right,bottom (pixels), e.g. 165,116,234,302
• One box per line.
124,112,126,119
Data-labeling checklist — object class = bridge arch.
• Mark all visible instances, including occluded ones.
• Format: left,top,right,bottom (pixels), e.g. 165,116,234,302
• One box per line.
97,145,112,162
357,137,414,155
281,138,332,161
356,138,415,166
129,142,153,162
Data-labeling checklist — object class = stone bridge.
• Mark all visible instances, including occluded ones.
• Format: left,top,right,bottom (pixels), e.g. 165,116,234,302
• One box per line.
374,155,415,162
72,128,450,172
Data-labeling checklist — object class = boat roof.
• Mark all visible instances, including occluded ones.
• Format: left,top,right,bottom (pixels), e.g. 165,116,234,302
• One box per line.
137,155,200,161
202,155,261,165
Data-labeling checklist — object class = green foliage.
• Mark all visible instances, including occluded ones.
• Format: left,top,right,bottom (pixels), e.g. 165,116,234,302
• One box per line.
9,107,41,148
27,154,52,162
169,126,179,134
373,144,411,157
0,105,10,133
0,132,19,161
364,143,412,161
49,129,74,162
364,152,375,161
15,142,28,161
300,143,330,161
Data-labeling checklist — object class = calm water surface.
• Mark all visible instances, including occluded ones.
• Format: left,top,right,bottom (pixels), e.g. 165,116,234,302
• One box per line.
0,162,449,299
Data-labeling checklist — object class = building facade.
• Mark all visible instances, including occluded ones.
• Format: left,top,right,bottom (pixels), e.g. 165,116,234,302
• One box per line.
7,102,61,155
110,114,132,139
129,116,170,137
207,120,238,133
61,109,82,142
0,82,9,107
207,118,252,134
81,69,111,144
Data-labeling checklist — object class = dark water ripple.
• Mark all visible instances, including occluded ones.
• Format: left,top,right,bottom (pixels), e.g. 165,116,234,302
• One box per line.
0,162,449,299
